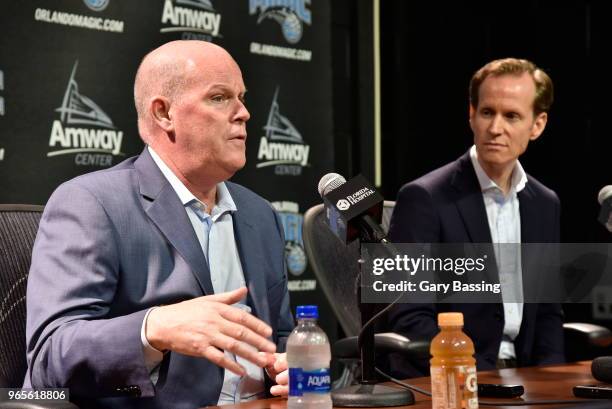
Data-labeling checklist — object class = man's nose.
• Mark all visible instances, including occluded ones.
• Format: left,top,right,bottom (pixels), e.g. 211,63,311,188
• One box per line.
235,99,250,122
488,115,504,135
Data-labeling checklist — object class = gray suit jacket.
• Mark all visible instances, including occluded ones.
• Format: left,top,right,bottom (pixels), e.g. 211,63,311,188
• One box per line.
24,149,293,408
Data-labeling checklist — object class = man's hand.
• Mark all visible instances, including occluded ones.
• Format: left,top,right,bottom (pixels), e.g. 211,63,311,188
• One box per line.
267,353,288,397
145,287,276,375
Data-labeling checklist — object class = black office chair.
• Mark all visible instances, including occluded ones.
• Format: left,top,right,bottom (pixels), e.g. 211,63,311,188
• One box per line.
0,204,78,409
303,201,429,388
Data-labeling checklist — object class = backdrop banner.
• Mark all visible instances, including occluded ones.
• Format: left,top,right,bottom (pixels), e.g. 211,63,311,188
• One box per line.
0,0,336,339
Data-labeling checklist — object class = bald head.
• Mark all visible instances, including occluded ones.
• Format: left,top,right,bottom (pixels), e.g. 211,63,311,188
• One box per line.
133,40,238,141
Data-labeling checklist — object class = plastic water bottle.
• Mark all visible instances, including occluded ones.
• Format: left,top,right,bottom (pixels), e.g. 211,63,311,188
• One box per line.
430,312,478,409
287,305,332,409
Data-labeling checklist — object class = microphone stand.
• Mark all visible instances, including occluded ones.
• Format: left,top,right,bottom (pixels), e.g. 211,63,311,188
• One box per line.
331,216,415,407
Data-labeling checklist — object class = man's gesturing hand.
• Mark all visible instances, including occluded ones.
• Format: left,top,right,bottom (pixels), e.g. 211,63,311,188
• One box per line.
145,287,276,375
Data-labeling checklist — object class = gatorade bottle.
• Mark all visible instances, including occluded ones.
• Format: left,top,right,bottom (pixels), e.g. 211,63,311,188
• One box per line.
287,305,332,409
430,312,478,409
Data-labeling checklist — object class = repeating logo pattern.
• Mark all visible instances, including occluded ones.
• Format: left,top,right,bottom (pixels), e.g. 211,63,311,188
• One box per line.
256,87,310,176
160,0,222,41
47,61,124,167
272,201,307,277
249,0,313,61
82,0,110,12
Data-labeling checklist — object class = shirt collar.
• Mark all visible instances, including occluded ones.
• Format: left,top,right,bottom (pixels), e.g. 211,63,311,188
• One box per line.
469,145,527,195
147,146,237,213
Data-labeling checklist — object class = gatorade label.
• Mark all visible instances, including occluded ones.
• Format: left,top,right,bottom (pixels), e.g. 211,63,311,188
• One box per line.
431,365,478,409
288,368,331,396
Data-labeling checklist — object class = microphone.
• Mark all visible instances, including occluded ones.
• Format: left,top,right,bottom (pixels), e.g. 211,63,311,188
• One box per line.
598,185,612,232
592,356,612,383
318,173,386,243
316,175,416,405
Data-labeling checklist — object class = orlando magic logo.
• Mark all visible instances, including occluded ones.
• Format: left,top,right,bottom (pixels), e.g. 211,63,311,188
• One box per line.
83,0,110,12
257,87,310,176
249,0,311,44
272,202,307,276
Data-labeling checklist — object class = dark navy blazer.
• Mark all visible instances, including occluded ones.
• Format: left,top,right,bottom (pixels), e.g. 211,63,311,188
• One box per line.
386,151,564,376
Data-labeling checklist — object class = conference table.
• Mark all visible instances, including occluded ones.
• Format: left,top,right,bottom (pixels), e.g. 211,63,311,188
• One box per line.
206,361,607,409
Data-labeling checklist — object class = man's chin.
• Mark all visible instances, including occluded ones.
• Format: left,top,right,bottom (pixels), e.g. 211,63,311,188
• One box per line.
224,159,247,177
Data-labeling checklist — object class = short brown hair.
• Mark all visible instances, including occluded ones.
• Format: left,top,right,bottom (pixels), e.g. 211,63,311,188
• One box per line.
469,58,554,115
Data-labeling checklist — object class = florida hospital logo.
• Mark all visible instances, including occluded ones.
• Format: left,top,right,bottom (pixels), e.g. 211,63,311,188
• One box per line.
47,61,123,167
272,201,307,277
256,87,310,176
160,0,222,41
83,0,110,12
336,199,350,211
249,0,311,44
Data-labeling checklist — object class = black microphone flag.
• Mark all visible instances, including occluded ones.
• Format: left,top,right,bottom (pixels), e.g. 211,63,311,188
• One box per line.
320,174,384,243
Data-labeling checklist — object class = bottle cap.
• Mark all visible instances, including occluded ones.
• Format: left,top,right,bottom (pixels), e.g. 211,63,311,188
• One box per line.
296,305,318,319
438,312,463,326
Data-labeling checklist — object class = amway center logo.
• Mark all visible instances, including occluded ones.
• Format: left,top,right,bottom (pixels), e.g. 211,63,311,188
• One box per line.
249,0,311,44
256,87,310,176
160,0,222,41
47,61,123,167
271,201,307,277
83,0,110,12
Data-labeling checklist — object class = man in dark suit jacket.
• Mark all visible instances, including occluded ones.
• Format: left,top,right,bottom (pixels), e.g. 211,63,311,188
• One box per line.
387,58,564,377
25,41,293,408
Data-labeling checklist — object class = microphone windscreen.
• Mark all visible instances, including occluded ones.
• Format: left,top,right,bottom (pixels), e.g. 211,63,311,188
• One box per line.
591,356,612,383
598,185,612,205
318,173,346,197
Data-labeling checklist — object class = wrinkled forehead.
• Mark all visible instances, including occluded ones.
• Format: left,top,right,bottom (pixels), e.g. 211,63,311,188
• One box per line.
183,52,245,89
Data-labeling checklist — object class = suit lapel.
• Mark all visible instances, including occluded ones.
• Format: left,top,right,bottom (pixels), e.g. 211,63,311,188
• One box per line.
135,149,215,295
518,182,538,243
451,153,493,243
229,186,270,323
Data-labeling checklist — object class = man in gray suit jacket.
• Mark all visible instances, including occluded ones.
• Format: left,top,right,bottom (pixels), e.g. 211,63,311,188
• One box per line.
24,41,293,408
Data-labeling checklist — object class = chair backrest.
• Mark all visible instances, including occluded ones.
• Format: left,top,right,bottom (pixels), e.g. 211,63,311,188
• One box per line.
303,201,395,337
0,204,44,387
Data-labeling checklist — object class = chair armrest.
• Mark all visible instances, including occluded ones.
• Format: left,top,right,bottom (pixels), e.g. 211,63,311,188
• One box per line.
564,322,612,348
334,332,430,360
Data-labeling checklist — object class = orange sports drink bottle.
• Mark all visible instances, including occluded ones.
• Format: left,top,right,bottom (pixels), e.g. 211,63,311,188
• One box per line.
430,312,478,409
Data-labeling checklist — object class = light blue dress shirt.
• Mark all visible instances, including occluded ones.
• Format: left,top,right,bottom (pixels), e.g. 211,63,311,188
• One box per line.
142,146,265,405
469,145,526,360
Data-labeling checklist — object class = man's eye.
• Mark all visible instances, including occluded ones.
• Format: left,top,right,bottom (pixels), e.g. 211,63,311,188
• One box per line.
506,113,520,121
480,109,493,117
211,95,226,102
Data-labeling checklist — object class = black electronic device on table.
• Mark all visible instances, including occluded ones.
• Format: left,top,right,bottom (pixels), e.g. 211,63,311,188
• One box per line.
574,385,612,399
478,383,524,398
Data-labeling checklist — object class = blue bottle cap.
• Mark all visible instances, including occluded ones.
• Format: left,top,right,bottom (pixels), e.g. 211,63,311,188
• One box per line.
296,305,318,319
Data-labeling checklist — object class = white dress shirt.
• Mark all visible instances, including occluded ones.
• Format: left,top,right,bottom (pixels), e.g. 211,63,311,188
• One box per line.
469,146,525,360
140,146,265,405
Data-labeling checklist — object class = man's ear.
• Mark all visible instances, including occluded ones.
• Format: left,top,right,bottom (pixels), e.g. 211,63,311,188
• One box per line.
530,112,548,141
150,97,174,132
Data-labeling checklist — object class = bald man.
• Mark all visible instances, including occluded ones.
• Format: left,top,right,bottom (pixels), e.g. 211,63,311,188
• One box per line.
24,41,293,408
